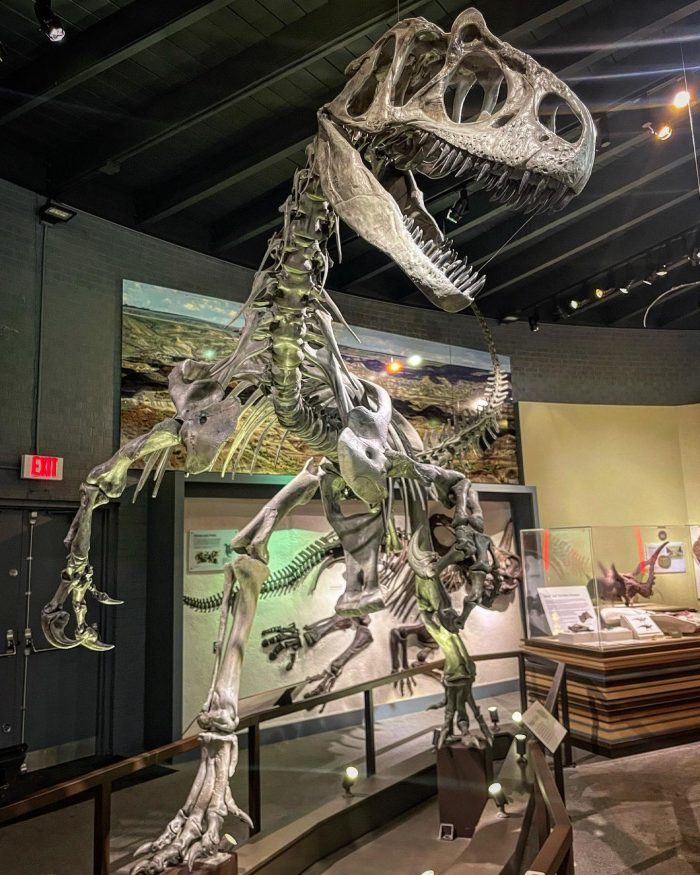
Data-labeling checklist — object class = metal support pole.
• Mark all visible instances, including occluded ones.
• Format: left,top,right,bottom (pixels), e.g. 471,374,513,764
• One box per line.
553,744,566,804
363,688,376,777
517,651,528,713
560,667,573,768
247,725,262,836
93,781,111,875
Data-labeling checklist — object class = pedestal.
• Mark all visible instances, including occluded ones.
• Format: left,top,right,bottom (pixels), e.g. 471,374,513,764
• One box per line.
436,742,493,838
491,729,514,761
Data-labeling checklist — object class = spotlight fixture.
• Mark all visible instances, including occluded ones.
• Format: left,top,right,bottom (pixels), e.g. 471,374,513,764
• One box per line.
528,311,540,332
690,247,700,267
34,1,66,42
568,298,583,311
515,734,528,762
407,354,423,367
341,765,359,796
37,200,76,225
0,42,7,63
488,782,510,818
385,358,403,375
593,287,606,299
655,265,668,277
487,706,500,729
643,121,672,141
511,711,524,727
618,284,630,294
498,314,519,324
642,277,653,286
446,188,470,224
672,89,691,110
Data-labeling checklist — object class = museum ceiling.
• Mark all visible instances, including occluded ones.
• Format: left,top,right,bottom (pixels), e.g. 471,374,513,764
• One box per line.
1,0,699,328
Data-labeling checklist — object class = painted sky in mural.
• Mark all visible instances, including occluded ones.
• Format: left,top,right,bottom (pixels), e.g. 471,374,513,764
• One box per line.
121,280,519,483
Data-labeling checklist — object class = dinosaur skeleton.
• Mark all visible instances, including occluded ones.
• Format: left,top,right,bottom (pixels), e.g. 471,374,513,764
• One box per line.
41,9,593,873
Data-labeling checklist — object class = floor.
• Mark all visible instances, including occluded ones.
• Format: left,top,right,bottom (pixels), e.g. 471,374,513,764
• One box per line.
2,693,700,875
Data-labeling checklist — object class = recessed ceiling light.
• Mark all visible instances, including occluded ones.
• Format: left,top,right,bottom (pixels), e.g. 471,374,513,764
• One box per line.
673,89,691,109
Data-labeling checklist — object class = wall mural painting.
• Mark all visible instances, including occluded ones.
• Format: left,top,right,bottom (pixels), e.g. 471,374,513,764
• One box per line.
121,280,519,484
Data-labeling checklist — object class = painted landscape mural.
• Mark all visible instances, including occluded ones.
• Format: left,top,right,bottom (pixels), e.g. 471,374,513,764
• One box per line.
121,280,519,483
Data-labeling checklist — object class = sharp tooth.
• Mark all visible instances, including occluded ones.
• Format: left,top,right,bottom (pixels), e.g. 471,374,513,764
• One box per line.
534,176,548,199
426,140,441,160
518,170,531,194
423,241,437,255
456,155,473,177
476,162,491,182
404,216,415,229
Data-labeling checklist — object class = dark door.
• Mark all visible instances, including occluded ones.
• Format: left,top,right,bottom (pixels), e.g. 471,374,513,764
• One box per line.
0,508,106,769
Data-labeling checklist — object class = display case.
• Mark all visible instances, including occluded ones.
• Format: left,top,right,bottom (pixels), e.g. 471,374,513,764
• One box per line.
521,525,700,650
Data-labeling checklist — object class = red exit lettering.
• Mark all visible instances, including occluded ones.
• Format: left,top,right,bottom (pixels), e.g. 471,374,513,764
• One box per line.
20,455,64,480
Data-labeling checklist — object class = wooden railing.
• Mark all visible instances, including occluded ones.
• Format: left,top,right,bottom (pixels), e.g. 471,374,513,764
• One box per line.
0,649,524,875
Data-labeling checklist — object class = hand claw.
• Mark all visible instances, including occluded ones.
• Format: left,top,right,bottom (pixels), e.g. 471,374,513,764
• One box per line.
91,588,124,606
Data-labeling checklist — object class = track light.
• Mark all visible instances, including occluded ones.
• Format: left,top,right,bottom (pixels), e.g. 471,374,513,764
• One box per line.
385,358,403,375
673,89,691,110
593,287,606,299
655,265,668,277
446,188,470,224
691,247,700,267
568,298,583,311
407,354,423,367
498,314,519,324
618,284,630,294
642,277,653,285
643,121,672,141
38,200,76,225
0,42,7,63
34,1,65,42
341,765,359,796
528,312,540,332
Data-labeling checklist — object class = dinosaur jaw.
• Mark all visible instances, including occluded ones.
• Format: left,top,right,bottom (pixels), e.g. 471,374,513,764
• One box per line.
316,114,484,313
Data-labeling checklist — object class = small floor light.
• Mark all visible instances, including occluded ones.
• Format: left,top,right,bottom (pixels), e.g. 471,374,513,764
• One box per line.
488,782,509,818
511,710,524,728
515,733,528,762
488,706,500,730
342,765,359,796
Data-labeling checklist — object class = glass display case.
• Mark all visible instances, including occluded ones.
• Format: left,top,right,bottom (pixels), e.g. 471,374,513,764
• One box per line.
521,525,700,649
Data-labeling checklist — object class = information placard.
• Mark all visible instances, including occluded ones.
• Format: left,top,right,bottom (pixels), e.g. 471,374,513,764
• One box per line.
537,585,598,636
523,700,567,754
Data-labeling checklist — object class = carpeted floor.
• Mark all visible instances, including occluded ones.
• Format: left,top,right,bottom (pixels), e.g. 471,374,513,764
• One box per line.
566,743,700,875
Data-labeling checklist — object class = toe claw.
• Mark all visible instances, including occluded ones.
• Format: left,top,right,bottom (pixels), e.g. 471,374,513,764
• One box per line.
133,841,155,859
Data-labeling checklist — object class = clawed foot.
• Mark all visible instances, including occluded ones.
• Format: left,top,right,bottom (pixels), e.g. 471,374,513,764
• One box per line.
391,670,417,697
304,667,341,699
131,733,250,874
41,565,121,651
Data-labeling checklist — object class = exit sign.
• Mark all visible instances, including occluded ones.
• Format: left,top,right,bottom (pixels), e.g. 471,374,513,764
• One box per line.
21,455,64,480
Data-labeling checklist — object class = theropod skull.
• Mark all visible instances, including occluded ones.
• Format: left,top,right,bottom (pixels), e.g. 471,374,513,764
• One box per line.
316,8,595,312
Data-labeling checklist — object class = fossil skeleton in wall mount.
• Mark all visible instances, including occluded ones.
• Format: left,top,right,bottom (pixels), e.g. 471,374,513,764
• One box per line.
41,9,594,872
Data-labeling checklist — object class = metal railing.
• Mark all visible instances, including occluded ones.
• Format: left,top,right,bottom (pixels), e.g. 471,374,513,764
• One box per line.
0,649,523,875
526,658,574,875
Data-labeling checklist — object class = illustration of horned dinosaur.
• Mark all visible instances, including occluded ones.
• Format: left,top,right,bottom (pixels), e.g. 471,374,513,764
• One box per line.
41,9,594,872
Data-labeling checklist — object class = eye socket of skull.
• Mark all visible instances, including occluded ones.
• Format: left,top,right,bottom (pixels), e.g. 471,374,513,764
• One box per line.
393,31,448,107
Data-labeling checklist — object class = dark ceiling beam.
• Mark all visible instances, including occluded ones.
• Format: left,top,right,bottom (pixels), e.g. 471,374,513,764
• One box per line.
137,111,310,226
0,0,238,126
476,157,699,300
210,182,293,255
51,0,434,192
654,285,700,327
483,192,700,322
